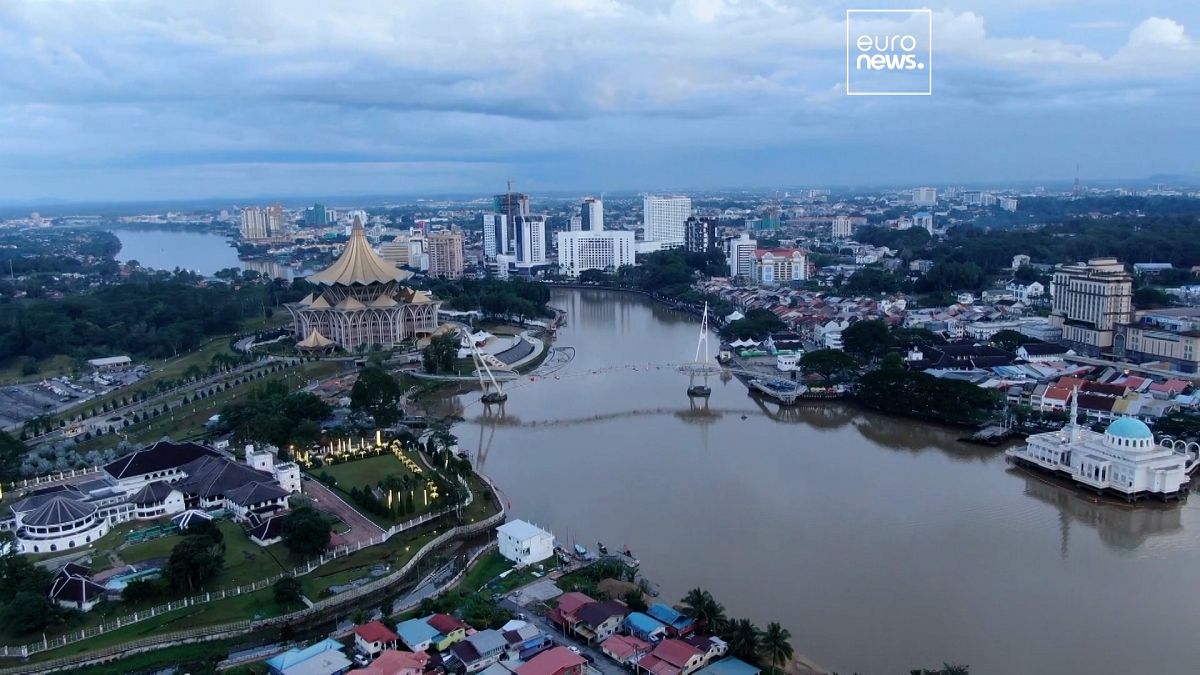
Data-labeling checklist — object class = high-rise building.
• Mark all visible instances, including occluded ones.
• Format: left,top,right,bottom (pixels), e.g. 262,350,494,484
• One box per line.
581,197,604,232
266,204,285,237
515,215,547,265
482,214,509,259
643,196,692,246
556,230,635,277
1050,257,1133,356
913,212,934,234
240,207,270,240
380,236,415,268
569,215,583,232
831,215,853,239
725,232,757,279
305,203,331,227
685,216,719,254
494,192,530,221
912,187,937,206
999,197,1018,212
428,231,465,279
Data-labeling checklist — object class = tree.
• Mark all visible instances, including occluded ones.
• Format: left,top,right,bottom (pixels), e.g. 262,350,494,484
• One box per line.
2,591,55,634
723,618,762,663
799,349,858,382
350,366,403,426
165,533,225,593
273,575,304,606
121,578,163,604
841,320,893,361
681,588,726,630
760,622,794,673
0,533,52,603
281,505,332,558
623,589,648,612
721,309,787,340
422,333,458,374
989,329,1028,353
0,430,25,485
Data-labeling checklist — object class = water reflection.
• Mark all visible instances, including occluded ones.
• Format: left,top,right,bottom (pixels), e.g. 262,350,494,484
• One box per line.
432,288,1200,675
1017,470,1184,556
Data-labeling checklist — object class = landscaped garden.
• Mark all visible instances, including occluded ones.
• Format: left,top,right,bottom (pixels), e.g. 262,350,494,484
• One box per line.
314,450,449,528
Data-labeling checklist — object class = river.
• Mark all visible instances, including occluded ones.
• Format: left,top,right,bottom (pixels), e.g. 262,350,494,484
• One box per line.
448,288,1200,675
110,227,309,279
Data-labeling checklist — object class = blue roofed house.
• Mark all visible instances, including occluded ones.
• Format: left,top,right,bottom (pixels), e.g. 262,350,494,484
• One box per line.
626,612,669,642
266,638,352,675
396,617,443,653
447,628,509,672
694,657,761,675
647,603,696,637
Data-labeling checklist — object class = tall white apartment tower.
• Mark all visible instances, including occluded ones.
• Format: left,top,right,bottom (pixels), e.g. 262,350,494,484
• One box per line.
515,215,547,265
912,187,938,207
725,232,757,279
482,213,509,259
643,196,692,246
831,215,853,239
581,197,604,232
240,207,269,240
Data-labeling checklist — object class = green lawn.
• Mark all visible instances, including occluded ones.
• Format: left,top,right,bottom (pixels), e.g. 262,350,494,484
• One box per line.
319,452,441,527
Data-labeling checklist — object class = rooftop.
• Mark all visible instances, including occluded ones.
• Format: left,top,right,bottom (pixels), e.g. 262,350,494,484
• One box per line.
306,219,413,286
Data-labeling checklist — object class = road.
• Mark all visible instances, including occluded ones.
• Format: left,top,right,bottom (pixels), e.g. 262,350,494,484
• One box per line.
302,477,386,548
500,591,625,675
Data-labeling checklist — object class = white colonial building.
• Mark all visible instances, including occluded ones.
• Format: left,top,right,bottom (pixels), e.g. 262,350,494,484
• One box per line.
5,441,302,554
497,519,555,566
1007,398,1198,501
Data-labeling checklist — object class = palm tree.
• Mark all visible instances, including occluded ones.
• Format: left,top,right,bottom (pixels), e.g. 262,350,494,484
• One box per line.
682,588,710,616
760,622,794,673
681,588,726,630
722,618,762,663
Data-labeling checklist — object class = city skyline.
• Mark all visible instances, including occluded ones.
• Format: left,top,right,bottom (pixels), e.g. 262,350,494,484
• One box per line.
0,1,1198,202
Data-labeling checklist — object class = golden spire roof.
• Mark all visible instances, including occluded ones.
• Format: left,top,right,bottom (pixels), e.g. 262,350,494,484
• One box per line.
297,329,335,349
306,217,414,286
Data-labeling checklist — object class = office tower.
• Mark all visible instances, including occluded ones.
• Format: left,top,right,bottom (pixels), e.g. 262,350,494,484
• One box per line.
1050,258,1133,356
494,192,530,221
685,216,719,254
556,231,636,277
725,232,757,279
380,236,413,267
581,197,604,232
305,203,331,226
240,207,269,240
831,215,853,239
643,196,692,246
482,213,509,259
912,187,937,206
913,212,934,234
569,215,583,232
266,204,285,237
515,215,547,265
428,231,465,279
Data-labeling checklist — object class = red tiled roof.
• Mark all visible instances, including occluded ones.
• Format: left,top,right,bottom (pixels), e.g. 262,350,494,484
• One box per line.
602,635,652,660
637,655,681,675
362,649,430,675
555,592,594,618
1043,387,1072,402
356,620,400,644
428,613,466,635
650,639,702,668
517,646,586,675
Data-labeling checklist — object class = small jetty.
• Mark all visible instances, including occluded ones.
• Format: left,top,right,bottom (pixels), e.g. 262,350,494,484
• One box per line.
960,423,1020,446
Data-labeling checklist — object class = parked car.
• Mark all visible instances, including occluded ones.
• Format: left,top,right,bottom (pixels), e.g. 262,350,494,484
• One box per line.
353,654,370,667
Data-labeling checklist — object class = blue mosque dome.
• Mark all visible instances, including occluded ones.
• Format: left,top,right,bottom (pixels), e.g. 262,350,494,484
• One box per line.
1105,417,1154,440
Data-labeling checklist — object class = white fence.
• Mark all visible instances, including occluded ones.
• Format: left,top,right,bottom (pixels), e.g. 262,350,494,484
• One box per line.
0,472,498,671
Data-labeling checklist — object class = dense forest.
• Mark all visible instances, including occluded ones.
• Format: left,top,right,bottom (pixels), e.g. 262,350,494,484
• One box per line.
0,276,305,362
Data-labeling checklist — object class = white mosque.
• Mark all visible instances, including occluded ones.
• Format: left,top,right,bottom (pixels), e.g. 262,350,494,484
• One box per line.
1007,390,1199,501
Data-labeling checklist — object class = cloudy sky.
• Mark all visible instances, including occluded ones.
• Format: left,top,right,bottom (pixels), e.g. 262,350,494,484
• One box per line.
0,0,1198,202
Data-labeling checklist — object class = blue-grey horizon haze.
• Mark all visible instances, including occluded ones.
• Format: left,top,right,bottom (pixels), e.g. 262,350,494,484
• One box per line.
0,0,1198,202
